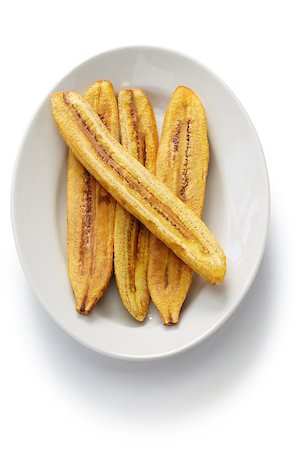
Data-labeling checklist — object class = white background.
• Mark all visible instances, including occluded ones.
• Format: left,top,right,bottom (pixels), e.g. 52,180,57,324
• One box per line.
1,1,299,448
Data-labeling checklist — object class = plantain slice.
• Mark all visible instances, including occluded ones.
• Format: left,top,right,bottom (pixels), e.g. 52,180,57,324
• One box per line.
147,86,209,325
114,89,158,321
51,90,226,285
67,81,119,314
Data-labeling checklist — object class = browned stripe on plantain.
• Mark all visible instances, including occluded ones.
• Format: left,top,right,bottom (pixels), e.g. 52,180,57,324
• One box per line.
164,262,169,289
128,218,138,293
168,120,181,169
179,119,191,202
80,170,92,248
64,94,203,245
129,90,146,166
98,113,108,127
97,87,112,129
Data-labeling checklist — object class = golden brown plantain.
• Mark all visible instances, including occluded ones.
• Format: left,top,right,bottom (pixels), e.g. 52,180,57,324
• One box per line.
114,89,158,321
148,86,209,325
51,90,226,284
67,81,119,314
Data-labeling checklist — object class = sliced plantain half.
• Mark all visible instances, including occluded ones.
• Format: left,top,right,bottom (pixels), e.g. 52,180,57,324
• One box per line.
67,81,119,314
148,86,209,325
114,89,158,321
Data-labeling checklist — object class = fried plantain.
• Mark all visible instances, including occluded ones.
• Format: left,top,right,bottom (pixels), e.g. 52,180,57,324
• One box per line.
148,86,209,325
67,81,119,314
114,89,158,321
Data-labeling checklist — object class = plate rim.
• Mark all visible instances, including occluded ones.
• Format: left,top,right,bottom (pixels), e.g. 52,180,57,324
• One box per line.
11,45,270,361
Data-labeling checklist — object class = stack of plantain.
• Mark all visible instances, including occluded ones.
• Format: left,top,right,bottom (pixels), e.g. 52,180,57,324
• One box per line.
52,82,226,325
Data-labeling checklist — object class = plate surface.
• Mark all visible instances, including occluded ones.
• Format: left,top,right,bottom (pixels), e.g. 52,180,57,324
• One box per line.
11,46,269,360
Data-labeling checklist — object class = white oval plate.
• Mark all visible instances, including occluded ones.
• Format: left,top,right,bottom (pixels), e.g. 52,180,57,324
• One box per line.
12,46,269,360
